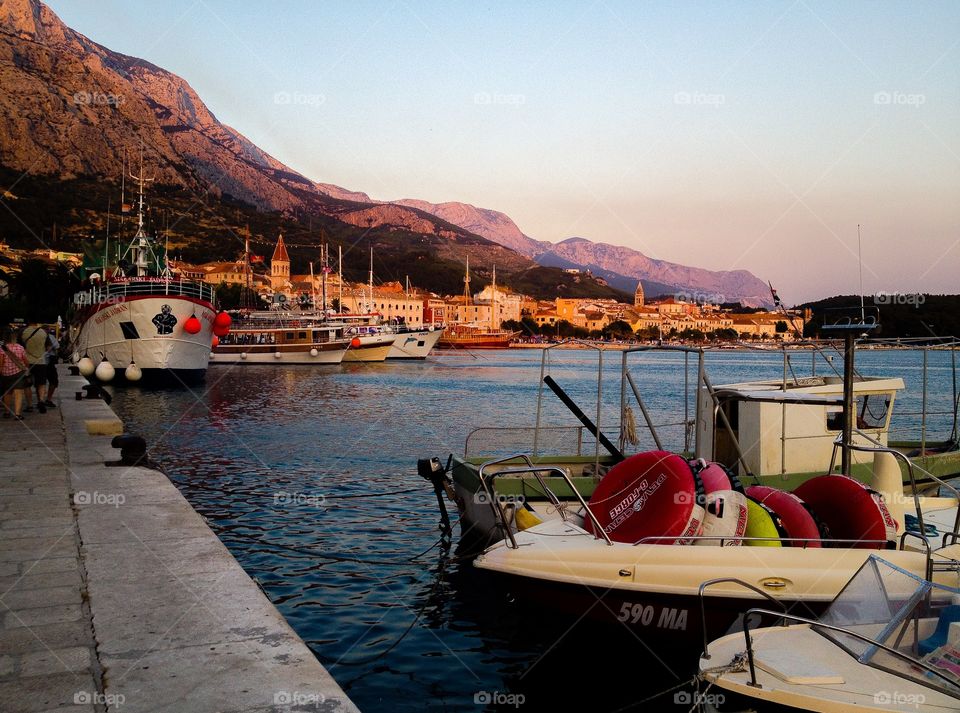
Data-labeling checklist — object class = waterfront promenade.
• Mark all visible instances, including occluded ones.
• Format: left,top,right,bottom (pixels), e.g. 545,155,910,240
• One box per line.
0,367,358,712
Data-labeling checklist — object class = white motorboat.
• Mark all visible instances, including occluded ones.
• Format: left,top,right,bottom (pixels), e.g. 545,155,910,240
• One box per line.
697,555,960,712
426,313,960,641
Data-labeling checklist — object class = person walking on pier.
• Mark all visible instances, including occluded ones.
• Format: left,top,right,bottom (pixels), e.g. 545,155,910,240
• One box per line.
1,327,29,420
22,323,49,414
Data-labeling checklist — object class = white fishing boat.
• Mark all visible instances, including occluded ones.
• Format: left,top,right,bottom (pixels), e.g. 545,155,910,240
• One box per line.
697,555,960,712
69,166,217,384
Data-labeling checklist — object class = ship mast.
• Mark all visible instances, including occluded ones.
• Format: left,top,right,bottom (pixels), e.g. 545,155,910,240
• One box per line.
367,246,374,314
490,264,497,332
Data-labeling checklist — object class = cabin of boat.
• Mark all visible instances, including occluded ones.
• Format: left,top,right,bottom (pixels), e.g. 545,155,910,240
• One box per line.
211,313,349,364
700,375,908,488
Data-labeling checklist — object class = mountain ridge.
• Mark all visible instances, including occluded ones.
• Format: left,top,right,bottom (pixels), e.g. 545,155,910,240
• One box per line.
1,0,771,306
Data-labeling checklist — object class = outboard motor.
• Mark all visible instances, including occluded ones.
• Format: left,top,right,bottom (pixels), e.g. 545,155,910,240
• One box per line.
418,456,455,536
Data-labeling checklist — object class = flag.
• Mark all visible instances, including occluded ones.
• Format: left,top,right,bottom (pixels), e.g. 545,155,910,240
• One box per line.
121,203,132,213
768,281,782,307
250,254,264,263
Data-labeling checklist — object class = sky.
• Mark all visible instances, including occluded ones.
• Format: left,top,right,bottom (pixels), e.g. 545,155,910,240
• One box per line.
47,0,959,303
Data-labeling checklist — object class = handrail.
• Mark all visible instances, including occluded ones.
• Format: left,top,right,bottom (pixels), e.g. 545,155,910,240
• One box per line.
697,578,787,660
477,454,613,548
634,535,891,547
739,608,960,695
831,431,960,549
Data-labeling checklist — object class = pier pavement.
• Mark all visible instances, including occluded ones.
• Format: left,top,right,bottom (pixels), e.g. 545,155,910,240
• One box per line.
0,367,359,712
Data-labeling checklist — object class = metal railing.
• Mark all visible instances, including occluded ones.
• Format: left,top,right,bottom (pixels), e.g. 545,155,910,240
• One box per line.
697,578,786,660
478,453,612,549
74,279,215,305
738,608,960,695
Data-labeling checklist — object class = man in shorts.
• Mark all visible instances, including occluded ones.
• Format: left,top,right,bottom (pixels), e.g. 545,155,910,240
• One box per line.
22,323,48,414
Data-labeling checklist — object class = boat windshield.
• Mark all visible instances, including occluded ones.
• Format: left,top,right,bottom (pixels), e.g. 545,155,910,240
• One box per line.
814,555,960,698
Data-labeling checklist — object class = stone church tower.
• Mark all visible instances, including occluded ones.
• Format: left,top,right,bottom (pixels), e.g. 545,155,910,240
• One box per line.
270,234,290,290
634,280,645,307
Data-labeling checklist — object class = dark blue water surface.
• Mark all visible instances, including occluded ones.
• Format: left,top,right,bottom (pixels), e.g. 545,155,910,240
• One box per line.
107,347,958,712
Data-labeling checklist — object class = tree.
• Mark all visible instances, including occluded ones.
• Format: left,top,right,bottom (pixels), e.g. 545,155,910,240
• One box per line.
1,259,79,324
601,319,634,340
775,320,788,333
215,283,264,310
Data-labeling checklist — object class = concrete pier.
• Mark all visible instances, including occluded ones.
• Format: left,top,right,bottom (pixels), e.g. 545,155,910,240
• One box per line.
1,367,359,712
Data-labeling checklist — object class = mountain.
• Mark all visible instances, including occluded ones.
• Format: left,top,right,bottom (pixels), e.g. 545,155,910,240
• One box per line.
0,0,506,251
0,0,769,306
536,238,773,307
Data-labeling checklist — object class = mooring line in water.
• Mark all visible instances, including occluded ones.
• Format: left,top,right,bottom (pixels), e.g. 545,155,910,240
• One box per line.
216,526,466,567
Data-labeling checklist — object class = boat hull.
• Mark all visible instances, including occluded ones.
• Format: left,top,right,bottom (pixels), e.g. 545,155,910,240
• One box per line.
72,294,215,380
386,328,444,359
341,333,396,362
210,342,348,365
473,525,941,643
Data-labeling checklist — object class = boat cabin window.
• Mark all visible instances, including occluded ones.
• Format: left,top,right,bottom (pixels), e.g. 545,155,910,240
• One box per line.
858,394,890,429
825,395,891,431
298,331,307,339
285,332,294,340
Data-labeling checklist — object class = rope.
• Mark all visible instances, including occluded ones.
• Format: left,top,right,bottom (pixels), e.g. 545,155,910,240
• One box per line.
622,405,639,446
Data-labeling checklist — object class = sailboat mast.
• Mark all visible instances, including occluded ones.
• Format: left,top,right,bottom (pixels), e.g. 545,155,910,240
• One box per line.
368,247,373,314
490,264,497,332
338,245,343,314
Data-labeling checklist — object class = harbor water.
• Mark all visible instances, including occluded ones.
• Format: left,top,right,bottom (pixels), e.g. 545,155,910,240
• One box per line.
107,347,958,712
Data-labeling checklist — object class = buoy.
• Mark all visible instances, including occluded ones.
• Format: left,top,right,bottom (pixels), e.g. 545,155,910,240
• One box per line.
744,498,784,547
794,475,897,549
77,356,95,377
213,324,230,337
746,485,821,547
240,352,248,360
124,362,142,382
691,460,748,546
515,508,543,531
584,451,705,545
211,336,219,348
213,311,232,328
274,352,282,359
184,315,202,334
95,359,115,382
310,348,319,357
350,337,362,348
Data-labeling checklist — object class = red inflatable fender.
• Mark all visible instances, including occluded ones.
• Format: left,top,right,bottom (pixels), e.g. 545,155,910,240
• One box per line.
585,451,704,545
793,475,897,549
746,485,822,548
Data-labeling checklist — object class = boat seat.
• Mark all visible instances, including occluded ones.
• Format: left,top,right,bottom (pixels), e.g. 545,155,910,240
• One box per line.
918,605,960,656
